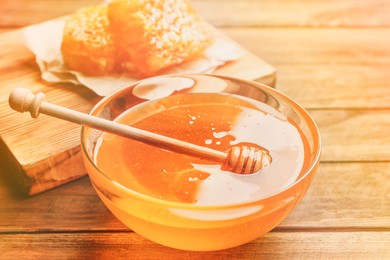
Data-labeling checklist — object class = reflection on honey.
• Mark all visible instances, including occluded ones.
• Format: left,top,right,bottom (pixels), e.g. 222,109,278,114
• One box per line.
94,93,310,205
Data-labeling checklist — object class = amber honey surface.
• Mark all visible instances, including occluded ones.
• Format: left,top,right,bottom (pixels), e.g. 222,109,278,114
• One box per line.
94,93,310,205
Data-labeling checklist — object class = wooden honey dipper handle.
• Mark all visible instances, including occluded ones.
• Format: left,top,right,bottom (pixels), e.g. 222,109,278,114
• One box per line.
9,88,271,174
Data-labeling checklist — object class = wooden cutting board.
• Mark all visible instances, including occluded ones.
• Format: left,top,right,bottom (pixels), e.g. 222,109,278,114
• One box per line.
0,24,276,196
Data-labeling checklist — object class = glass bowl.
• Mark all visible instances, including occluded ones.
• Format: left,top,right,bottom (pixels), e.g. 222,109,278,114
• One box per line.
81,74,321,251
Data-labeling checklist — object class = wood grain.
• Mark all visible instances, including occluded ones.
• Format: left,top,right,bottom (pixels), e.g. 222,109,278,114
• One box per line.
0,232,389,259
276,64,390,109
1,162,388,232
283,162,390,228
0,0,389,257
1,0,389,28
221,28,390,109
221,28,390,66
0,28,98,194
192,0,390,27
0,0,103,28
311,109,390,162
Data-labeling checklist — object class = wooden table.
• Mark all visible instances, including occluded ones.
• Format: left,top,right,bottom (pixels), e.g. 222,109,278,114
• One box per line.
1,0,389,258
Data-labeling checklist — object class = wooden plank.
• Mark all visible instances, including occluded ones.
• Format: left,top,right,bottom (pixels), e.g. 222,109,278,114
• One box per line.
276,64,390,109
0,0,102,27
221,28,390,66
311,109,390,162
1,0,389,28
192,0,390,27
1,162,389,232
0,29,98,194
0,231,389,258
282,162,390,228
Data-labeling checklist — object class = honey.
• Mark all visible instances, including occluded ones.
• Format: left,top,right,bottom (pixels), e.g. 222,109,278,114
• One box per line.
94,93,311,205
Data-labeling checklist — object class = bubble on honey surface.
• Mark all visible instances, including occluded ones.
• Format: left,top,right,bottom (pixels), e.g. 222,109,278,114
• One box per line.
213,131,228,139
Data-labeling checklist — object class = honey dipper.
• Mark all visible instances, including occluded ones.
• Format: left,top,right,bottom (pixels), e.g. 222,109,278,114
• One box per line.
9,88,272,174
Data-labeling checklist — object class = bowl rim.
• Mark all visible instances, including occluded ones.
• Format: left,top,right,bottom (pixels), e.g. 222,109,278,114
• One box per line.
81,73,321,210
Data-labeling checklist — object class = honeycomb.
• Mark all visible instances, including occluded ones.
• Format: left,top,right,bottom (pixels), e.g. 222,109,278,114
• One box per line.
108,0,213,76
61,0,213,77
61,6,119,76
